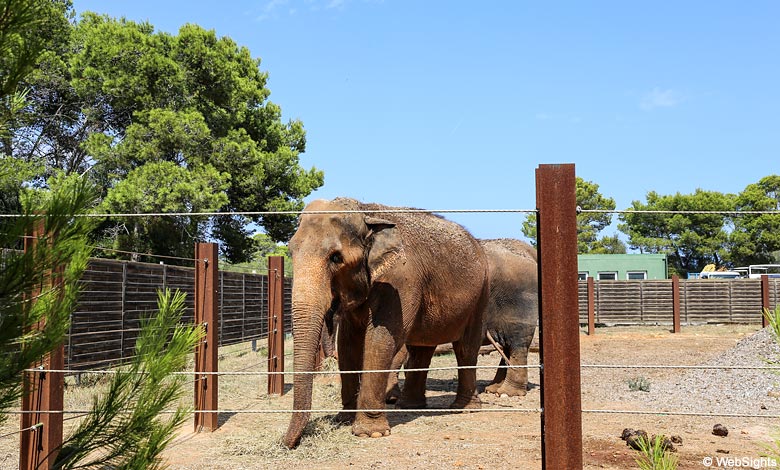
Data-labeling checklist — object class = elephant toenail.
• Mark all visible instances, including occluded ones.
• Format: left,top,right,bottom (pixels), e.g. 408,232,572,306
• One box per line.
358,433,369,438
383,430,390,436
370,431,383,438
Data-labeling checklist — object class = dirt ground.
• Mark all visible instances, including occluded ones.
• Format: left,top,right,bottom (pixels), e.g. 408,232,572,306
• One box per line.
163,324,778,470
2,324,778,469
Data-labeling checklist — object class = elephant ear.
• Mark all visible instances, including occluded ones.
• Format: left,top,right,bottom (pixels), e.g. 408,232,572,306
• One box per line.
365,216,406,282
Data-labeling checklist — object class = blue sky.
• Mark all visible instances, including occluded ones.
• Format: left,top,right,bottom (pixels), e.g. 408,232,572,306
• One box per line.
72,1,780,240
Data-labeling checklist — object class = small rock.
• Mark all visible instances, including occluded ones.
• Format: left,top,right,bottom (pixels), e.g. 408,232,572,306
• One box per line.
716,449,730,454
761,404,768,410
624,430,649,450
767,390,780,398
713,424,729,437
671,435,683,445
620,428,635,440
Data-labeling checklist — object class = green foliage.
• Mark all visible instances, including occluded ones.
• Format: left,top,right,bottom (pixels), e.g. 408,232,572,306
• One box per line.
618,189,735,277
589,234,627,254
522,177,617,253
627,376,651,392
0,0,73,99
633,435,679,470
0,175,95,425
731,175,780,266
54,289,203,469
227,232,293,275
8,12,323,262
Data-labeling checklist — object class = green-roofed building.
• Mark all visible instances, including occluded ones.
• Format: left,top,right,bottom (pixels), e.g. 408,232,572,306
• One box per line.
577,254,668,281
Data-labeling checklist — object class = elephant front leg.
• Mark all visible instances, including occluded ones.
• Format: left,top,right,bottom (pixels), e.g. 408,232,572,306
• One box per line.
450,339,482,409
352,325,395,438
334,319,365,425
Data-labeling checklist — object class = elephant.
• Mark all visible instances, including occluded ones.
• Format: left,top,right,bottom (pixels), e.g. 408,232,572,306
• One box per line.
282,198,490,448
384,238,538,401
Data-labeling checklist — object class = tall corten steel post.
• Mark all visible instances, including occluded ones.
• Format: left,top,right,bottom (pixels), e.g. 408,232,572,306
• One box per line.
20,219,64,470
536,164,583,469
267,256,285,395
194,242,219,432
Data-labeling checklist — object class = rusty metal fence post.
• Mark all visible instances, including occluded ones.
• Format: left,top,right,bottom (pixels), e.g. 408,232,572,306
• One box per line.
536,164,583,469
20,218,64,470
587,277,595,336
194,242,219,432
672,275,681,333
267,256,285,395
763,274,770,329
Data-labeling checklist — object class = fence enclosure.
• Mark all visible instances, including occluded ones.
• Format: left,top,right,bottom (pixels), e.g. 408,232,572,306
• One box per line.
68,257,293,371
578,277,780,325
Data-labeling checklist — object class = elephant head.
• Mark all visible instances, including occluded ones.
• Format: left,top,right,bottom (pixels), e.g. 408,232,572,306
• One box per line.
282,199,405,448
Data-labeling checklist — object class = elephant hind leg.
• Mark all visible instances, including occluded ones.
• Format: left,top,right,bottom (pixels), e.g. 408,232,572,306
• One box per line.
397,345,435,409
484,358,507,394
494,346,529,397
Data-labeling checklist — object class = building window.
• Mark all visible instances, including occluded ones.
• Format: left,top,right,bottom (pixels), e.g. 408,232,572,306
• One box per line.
627,271,647,280
597,272,617,281
578,272,588,281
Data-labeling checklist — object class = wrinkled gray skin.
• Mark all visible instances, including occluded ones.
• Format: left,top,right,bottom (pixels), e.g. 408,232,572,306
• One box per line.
385,238,538,400
282,198,489,448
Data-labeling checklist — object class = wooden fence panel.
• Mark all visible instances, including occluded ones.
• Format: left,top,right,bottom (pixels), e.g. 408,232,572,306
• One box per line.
577,278,775,327
66,258,288,371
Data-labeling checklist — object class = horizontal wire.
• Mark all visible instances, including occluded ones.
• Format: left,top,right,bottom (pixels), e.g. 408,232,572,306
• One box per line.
34,363,780,376
581,364,780,370
86,245,203,264
4,208,779,219
26,364,541,376
580,209,780,215
581,409,780,419
0,208,539,219
0,423,42,440
9,407,780,418
7,407,542,415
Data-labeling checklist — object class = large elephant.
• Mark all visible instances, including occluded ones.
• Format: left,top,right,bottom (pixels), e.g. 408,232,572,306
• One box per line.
282,198,490,448
385,238,538,400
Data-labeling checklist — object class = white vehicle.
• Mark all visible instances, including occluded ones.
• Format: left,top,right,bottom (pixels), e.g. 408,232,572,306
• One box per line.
737,264,780,279
699,270,743,279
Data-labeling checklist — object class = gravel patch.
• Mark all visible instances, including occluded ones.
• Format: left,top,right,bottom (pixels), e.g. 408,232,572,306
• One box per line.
617,328,780,416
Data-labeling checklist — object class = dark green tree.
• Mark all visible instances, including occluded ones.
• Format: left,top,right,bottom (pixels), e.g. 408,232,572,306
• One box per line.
590,234,627,254
730,175,780,266
522,177,617,253
1,0,73,212
9,13,323,262
618,189,735,276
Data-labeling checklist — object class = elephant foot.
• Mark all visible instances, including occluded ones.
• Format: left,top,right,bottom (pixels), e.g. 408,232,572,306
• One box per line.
484,382,502,394
352,413,391,438
450,394,481,410
495,383,527,397
385,384,401,404
333,411,356,425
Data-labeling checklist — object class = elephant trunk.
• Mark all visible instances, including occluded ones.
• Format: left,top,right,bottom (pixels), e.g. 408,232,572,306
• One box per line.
282,276,330,448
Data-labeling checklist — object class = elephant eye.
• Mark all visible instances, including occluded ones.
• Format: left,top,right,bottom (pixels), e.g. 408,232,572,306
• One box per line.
329,252,344,264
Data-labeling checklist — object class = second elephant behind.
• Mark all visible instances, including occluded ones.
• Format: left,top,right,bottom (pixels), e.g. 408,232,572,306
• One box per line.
386,238,538,401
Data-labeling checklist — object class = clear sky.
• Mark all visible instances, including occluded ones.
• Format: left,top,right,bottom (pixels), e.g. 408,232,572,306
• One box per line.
71,1,779,240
